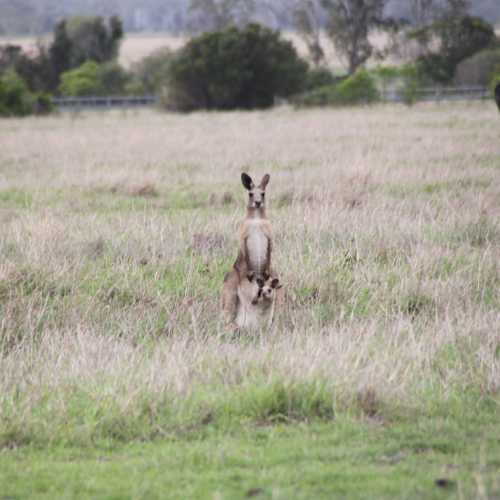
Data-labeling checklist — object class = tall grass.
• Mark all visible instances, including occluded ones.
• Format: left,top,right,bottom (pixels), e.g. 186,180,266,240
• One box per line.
0,102,499,447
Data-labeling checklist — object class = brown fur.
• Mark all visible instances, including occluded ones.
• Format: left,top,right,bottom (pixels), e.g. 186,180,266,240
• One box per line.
235,275,282,329
221,173,277,326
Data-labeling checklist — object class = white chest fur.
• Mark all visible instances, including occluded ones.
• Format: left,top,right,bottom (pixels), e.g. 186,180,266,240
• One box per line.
235,298,273,329
246,220,268,274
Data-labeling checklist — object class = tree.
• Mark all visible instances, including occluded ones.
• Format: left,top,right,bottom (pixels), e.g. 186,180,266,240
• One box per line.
292,1,325,66
166,23,308,111
188,0,256,33
409,0,436,28
0,70,34,116
129,48,173,94
48,20,74,89
59,61,104,96
59,60,130,96
415,4,496,83
320,0,396,75
66,16,124,67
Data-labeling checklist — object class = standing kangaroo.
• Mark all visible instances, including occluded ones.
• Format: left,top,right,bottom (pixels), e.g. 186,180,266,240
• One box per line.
222,173,275,327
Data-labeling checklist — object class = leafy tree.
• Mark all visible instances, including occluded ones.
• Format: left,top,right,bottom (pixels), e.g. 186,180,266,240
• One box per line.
455,48,500,86
0,70,34,116
129,48,173,94
49,21,74,82
188,0,256,33
320,0,398,75
166,23,308,111
66,16,124,67
294,69,379,107
59,61,103,96
409,0,436,28
304,67,336,91
0,43,53,93
292,1,325,66
417,14,496,82
59,60,130,96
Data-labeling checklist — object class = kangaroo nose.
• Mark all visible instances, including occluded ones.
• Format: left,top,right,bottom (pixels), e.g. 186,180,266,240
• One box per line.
255,201,261,207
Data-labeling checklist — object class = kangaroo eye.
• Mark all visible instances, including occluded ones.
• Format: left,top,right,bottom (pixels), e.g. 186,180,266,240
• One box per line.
261,192,265,198
249,193,254,198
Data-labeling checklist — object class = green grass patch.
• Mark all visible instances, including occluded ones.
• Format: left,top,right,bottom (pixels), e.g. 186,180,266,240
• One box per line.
0,188,32,208
0,404,498,499
385,178,492,199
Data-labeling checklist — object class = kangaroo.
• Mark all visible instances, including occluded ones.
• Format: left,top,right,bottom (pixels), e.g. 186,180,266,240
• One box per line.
235,273,282,329
222,172,275,326
235,172,272,280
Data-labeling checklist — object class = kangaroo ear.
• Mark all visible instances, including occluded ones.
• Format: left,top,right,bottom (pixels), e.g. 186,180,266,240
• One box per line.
259,174,270,189
271,278,282,289
241,173,254,190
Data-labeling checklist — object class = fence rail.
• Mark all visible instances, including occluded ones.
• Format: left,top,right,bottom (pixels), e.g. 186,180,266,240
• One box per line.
381,85,491,103
52,86,492,110
53,95,158,110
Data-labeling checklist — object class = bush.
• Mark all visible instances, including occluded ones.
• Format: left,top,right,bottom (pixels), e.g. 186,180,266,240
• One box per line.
66,16,124,68
370,64,426,106
59,61,102,96
334,70,379,105
295,70,379,108
33,93,54,115
418,53,457,84
98,62,130,95
59,61,130,96
165,23,308,111
304,67,337,92
129,48,173,95
454,48,500,86
0,70,34,116
417,15,497,83
293,84,338,107
490,72,500,91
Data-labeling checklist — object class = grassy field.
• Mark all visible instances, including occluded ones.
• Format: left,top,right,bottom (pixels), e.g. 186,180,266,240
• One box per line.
0,102,499,498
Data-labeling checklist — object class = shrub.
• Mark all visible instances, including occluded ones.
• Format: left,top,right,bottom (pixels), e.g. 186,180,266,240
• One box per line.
0,70,34,116
399,64,427,106
165,23,308,111
295,70,379,108
454,48,500,86
66,16,124,68
59,61,102,96
129,48,173,95
491,72,500,91
33,93,54,115
417,15,497,83
334,70,379,105
293,84,339,107
304,67,337,92
98,62,130,95
370,64,425,106
59,61,130,96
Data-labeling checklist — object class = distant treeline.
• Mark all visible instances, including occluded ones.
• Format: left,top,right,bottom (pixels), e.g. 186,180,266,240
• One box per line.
1,0,499,35
2,1,500,116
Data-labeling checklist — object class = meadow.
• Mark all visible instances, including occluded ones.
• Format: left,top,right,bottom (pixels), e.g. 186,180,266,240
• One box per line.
0,102,499,498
